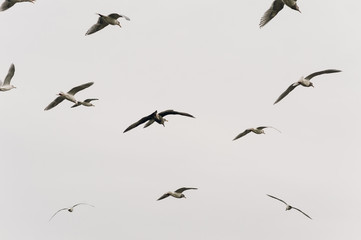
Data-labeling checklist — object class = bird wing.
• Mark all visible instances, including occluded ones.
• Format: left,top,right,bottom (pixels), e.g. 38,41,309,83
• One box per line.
108,13,130,21
3,63,15,86
259,0,284,28
72,203,95,208
86,17,109,35
0,0,15,11
123,111,157,133
67,82,94,96
267,194,288,205
71,102,81,108
49,208,68,221
84,98,98,103
159,110,195,118
233,129,252,141
175,187,198,193
44,96,65,111
273,82,299,104
257,126,281,133
305,69,341,80
143,119,155,128
292,207,312,219
157,193,171,201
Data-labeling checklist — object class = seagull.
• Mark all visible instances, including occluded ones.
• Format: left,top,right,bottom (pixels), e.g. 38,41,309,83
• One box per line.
86,13,130,35
259,0,300,28
233,126,280,140
44,82,94,111
157,187,198,201
123,110,195,133
71,98,99,108
274,69,342,104
267,194,312,219
49,203,94,221
0,0,35,12
0,63,16,92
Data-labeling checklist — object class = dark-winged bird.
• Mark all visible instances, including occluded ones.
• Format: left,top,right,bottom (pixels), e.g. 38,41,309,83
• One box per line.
0,0,35,12
49,203,94,221
123,110,195,133
71,98,99,108
157,187,198,201
259,0,300,28
233,126,280,141
86,13,130,35
0,63,16,92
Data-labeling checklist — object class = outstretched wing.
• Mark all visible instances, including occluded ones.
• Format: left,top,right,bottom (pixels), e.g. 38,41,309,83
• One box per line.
259,0,284,28
72,203,95,208
109,13,130,21
257,126,281,133
44,96,65,111
274,82,299,104
233,129,252,141
305,69,341,80
175,187,198,193
267,194,288,205
159,110,195,118
86,16,109,35
3,63,15,86
49,208,68,221
157,193,171,201
67,82,94,95
123,111,157,133
292,207,312,219
84,98,98,103
0,0,16,11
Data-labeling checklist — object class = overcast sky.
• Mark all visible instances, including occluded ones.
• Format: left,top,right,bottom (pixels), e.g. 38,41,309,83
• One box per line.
0,0,360,239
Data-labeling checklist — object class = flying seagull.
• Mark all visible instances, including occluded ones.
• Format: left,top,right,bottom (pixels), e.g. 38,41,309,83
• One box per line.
274,69,341,104
71,98,99,108
157,187,198,201
123,110,195,133
0,63,16,92
259,0,300,28
0,0,35,12
267,194,312,219
49,203,94,221
86,13,130,35
233,126,280,141
44,82,94,111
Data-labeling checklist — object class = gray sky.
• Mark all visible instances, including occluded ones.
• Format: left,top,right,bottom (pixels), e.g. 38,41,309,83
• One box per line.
0,0,360,239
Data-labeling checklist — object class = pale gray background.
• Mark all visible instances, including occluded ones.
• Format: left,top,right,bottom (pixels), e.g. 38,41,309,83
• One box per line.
0,0,360,239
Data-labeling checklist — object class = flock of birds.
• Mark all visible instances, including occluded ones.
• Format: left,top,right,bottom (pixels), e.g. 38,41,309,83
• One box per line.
1,0,345,227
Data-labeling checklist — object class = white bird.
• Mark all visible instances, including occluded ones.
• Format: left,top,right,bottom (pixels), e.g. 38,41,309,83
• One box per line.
0,63,16,92
49,203,94,221
71,98,99,108
233,126,280,140
44,82,94,111
157,187,197,201
86,13,130,35
274,69,342,104
259,0,300,28
123,110,195,133
0,0,35,12
267,194,312,219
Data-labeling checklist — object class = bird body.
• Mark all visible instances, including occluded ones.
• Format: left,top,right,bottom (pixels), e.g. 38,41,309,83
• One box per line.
44,82,94,111
157,187,197,201
0,64,16,92
233,126,280,140
259,0,300,28
274,69,341,104
123,109,195,133
267,194,312,219
0,0,35,12
86,13,130,35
